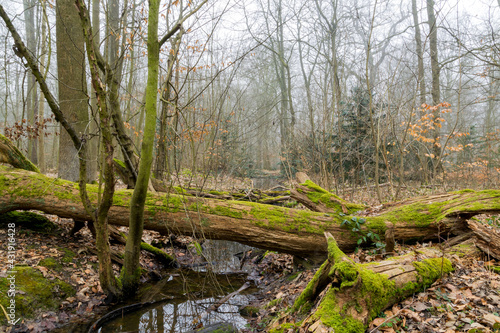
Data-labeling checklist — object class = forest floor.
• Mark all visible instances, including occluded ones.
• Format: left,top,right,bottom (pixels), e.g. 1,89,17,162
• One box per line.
1,212,500,333
1,175,500,332
243,241,500,333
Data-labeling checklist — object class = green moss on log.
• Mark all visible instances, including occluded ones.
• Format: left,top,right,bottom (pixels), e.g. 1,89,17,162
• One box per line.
301,180,365,214
365,190,500,233
312,289,366,333
247,202,334,234
140,242,177,267
292,260,330,313
208,190,229,196
0,134,40,173
310,256,453,332
209,205,244,219
413,257,453,287
293,237,454,332
0,211,57,233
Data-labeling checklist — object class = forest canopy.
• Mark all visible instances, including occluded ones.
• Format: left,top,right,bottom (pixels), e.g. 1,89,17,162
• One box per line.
0,0,497,194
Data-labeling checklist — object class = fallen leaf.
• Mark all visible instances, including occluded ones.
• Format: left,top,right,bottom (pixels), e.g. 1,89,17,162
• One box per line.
481,313,500,328
413,301,429,312
372,317,386,327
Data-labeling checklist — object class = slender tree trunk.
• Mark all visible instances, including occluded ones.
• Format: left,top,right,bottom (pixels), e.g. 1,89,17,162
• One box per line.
154,30,183,180
366,0,382,203
426,0,441,173
87,0,100,182
121,0,160,295
75,0,120,299
37,4,47,172
124,0,136,127
23,0,37,164
298,36,316,171
412,0,426,106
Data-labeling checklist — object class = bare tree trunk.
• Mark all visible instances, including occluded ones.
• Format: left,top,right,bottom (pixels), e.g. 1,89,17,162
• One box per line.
297,22,317,172
154,30,183,180
56,0,89,181
366,0,382,203
412,0,426,106
87,0,100,182
76,0,121,299
426,0,441,172
23,0,38,164
37,0,49,173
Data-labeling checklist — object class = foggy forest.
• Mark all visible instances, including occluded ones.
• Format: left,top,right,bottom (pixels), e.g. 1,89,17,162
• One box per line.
0,0,500,332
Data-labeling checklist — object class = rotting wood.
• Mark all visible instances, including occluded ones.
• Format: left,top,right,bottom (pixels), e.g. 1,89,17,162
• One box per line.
287,232,454,332
151,177,292,205
468,220,500,260
2,166,499,262
442,232,474,248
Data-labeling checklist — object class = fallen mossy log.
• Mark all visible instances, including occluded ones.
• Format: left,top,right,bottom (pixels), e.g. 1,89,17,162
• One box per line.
151,178,293,206
286,233,453,332
1,166,500,261
0,133,40,173
290,180,366,214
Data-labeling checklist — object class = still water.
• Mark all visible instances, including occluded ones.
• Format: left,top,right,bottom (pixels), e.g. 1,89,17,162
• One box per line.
98,294,249,332
95,241,254,332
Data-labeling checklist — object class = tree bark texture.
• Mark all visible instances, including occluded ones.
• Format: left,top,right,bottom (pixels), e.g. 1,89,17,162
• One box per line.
467,220,500,260
1,166,499,262
56,0,89,182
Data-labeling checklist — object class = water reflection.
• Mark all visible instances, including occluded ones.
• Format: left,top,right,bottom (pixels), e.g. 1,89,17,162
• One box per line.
92,241,255,332
197,240,252,273
96,267,253,333
99,295,248,332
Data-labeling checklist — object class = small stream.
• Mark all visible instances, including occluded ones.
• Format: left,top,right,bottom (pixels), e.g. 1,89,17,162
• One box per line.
80,241,255,333
99,294,250,332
